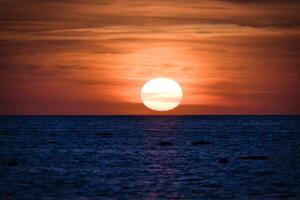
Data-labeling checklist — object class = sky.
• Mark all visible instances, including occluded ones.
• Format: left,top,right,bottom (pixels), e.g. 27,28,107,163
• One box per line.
0,0,300,115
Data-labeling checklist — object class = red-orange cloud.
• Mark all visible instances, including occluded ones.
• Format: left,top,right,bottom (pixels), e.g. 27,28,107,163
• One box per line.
0,0,299,114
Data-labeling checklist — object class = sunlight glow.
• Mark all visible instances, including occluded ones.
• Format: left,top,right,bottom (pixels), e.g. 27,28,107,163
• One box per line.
141,77,183,111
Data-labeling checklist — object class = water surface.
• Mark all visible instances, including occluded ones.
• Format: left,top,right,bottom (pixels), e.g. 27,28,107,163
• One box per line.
0,116,299,199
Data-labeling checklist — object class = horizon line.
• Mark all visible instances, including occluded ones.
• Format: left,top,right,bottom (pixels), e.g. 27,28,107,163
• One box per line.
0,114,299,117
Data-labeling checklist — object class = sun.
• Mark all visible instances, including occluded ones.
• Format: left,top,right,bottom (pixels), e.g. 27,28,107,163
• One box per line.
141,77,183,111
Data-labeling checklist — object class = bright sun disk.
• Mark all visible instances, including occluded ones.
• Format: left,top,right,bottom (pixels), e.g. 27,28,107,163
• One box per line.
141,77,183,111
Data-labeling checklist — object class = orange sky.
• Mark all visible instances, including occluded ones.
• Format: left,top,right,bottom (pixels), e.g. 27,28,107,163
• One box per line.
0,0,300,114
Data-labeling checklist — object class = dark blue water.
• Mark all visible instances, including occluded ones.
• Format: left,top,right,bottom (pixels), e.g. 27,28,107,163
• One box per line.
0,116,299,199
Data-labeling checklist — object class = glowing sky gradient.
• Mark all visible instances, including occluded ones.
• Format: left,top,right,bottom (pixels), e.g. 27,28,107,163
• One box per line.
0,0,300,114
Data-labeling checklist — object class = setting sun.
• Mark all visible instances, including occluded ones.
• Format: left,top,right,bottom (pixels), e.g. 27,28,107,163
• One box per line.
141,77,183,111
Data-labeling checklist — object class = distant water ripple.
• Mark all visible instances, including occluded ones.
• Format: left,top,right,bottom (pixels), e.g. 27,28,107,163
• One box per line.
0,116,299,199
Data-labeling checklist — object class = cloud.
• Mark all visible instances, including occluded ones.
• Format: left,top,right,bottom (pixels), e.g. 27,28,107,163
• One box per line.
0,0,299,114
1,0,300,29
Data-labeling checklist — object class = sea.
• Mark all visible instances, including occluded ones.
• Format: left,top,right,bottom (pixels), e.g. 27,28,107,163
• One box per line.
0,116,299,199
